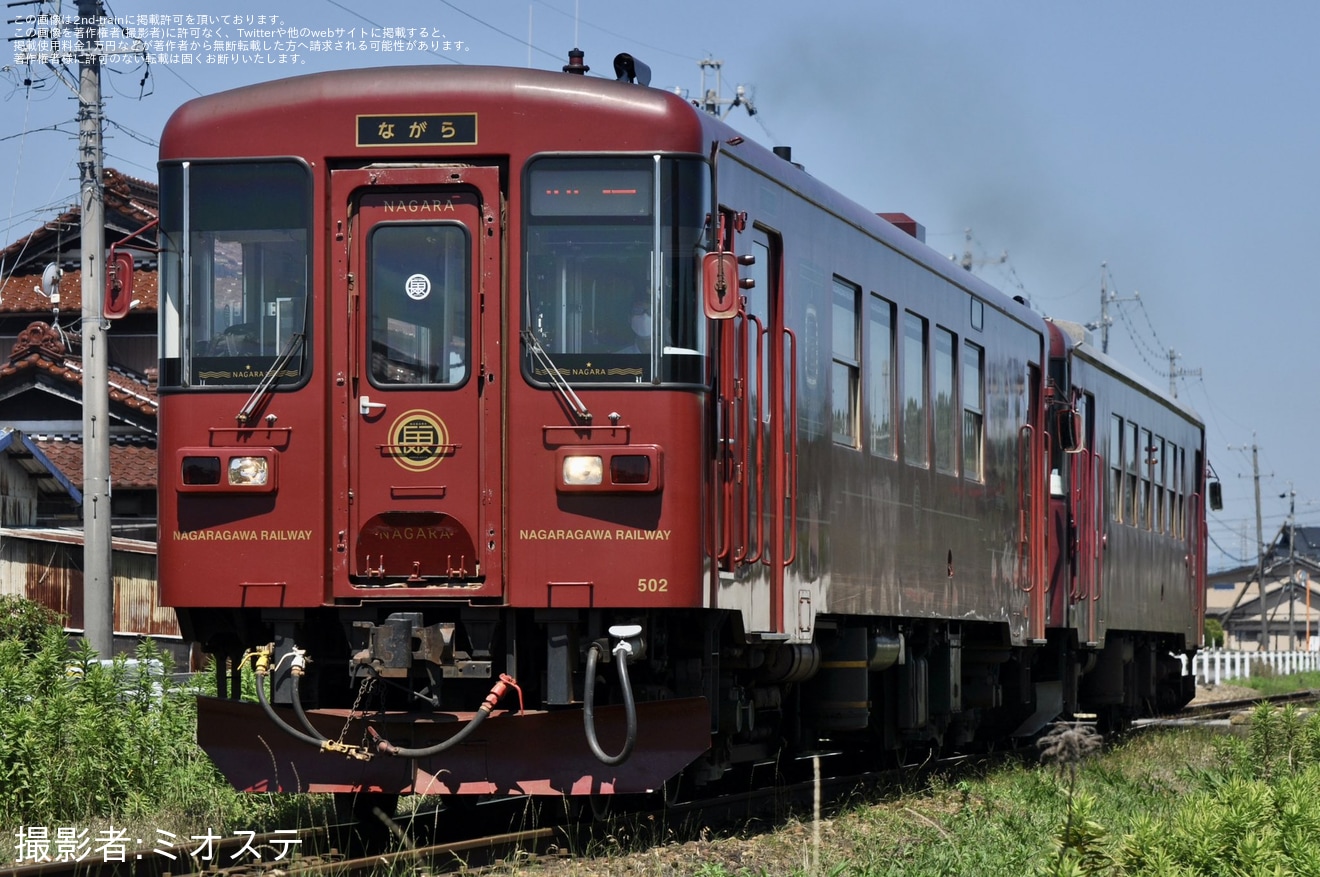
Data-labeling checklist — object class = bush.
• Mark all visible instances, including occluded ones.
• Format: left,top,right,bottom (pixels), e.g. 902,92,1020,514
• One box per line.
1107,704,1320,876
0,631,219,827
0,595,63,654
0,602,312,848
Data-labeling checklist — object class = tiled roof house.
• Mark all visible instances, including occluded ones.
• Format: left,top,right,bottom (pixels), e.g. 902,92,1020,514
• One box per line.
0,169,175,644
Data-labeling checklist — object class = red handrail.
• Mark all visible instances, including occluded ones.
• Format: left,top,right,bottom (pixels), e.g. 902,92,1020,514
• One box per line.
781,326,798,568
1017,424,1035,593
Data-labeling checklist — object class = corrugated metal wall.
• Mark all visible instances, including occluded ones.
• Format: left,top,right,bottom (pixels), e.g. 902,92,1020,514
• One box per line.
0,529,179,638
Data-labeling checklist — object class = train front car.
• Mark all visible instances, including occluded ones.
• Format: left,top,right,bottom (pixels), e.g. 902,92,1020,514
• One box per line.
157,57,1207,805
157,64,717,797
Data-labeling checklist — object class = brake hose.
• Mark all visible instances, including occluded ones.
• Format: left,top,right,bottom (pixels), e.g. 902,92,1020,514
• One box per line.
583,639,638,765
369,674,521,758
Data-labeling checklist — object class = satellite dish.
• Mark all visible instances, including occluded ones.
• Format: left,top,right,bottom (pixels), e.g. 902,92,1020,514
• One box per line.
40,263,62,300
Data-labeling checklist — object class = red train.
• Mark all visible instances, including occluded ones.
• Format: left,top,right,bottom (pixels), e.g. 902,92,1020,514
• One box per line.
156,53,1216,802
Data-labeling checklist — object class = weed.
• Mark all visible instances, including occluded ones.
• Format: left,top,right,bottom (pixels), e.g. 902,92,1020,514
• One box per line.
0,598,323,864
1036,722,1108,877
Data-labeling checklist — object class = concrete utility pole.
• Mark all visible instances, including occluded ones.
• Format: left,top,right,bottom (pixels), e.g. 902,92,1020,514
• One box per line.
1241,442,1268,649
1223,440,1272,648
1085,263,1138,355
77,0,113,657
1284,487,1297,647
696,57,756,119
1166,348,1202,399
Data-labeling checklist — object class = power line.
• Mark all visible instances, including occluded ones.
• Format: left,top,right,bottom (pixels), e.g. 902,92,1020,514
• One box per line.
434,0,555,64
532,0,701,63
321,0,463,65
1206,529,1251,565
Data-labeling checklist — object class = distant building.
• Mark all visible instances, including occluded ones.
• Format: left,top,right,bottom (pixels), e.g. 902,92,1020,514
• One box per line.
1205,525,1320,650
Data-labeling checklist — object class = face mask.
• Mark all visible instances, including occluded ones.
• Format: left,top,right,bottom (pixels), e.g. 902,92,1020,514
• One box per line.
631,314,652,337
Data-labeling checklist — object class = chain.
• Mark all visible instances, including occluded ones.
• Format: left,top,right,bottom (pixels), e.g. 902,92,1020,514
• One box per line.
336,674,376,749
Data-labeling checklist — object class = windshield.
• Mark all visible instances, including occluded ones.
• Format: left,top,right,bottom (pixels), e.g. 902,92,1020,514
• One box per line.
158,160,311,388
522,155,708,385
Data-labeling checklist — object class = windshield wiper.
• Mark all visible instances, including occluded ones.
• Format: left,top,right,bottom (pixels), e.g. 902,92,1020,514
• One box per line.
520,328,592,423
235,332,306,425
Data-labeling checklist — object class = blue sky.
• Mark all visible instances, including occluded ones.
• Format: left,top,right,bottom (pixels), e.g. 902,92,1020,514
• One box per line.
3,0,1316,572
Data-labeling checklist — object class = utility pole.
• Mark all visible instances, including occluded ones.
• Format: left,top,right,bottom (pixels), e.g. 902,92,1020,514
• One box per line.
1223,441,1273,649
1251,444,1268,649
1166,348,1202,399
1283,486,1296,648
1085,263,1138,354
77,0,113,657
696,57,756,118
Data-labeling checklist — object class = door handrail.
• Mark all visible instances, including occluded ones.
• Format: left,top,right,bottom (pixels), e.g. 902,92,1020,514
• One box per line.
781,325,798,568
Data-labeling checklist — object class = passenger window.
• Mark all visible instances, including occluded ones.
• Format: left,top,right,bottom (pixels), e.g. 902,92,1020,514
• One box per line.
868,295,896,458
1110,415,1124,522
903,312,928,468
832,278,861,448
963,342,983,481
934,327,956,474
1127,422,1140,526
1155,436,1167,533
1140,428,1153,529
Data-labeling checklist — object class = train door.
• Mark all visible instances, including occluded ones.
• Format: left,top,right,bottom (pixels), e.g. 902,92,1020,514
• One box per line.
1189,447,1207,636
1055,390,1102,643
331,166,503,598
1024,363,1047,642
715,220,794,634
1070,392,1102,643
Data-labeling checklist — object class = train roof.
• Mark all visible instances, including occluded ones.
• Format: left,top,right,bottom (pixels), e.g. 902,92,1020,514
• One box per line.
162,61,1046,339
160,64,707,161
693,106,1047,338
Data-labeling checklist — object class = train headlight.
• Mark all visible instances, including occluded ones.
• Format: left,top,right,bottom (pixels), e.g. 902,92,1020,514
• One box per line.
228,456,270,486
562,455,604,486
177,448,277,493
555,446,664,494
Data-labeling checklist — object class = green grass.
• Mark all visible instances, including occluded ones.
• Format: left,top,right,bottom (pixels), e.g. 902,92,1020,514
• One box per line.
0,597,327,865
673,718,1314,877
1240,669,1320,698
793,707,1320,877
7,595,1320,876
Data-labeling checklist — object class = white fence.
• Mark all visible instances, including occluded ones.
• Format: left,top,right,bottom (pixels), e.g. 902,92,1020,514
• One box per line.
1183,648,1320,686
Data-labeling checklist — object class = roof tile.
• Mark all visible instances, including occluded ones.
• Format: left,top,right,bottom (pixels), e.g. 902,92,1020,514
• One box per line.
33,436,157,489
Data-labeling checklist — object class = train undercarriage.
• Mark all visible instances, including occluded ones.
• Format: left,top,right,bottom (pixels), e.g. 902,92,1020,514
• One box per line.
181,605,1195,798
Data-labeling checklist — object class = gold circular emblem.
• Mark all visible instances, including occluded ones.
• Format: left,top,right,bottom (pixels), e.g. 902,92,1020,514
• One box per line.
388,409,449,472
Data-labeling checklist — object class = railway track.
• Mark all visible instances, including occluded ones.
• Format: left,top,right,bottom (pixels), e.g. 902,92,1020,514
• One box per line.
1180,687,1319,717
0,748,1009,877
5,690,1314,877
1135,687,1320,730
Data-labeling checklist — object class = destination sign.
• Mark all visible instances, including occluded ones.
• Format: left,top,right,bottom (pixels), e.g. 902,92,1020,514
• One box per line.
357,113,477,147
